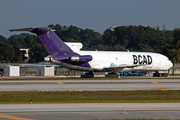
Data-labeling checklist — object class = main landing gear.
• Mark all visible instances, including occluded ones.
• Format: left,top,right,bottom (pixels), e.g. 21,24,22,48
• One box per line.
105,72,120,78
81,72,94,78
80,72,121,78
153,71,168,77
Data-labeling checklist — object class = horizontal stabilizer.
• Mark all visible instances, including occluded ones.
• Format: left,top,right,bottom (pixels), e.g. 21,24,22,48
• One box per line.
9,27,33,32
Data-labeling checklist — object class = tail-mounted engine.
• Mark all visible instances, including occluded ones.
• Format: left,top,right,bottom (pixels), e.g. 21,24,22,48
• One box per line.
68,55,92,62
43,55,92,63
43,57,52,62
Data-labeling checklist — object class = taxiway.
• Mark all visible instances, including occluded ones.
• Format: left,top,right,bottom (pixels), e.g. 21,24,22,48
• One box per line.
0,103,180,120
0,79,180,91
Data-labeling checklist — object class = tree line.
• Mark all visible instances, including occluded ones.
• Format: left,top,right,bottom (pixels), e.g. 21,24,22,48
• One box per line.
0,24,179,70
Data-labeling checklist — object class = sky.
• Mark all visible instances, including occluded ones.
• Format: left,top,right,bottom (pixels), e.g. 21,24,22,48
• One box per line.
1,0,180,38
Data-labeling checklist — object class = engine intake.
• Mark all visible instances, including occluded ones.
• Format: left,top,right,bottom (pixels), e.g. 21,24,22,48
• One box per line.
43,57,52,62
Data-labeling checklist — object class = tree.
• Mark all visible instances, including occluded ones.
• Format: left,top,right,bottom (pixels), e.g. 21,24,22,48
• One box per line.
12,46,26,63
0,35,8,43
173,28,180,44
102,29,116,46
138,43,154,52
28,43,48,63
102,25,174,52
161,41,180,75
0,42,14,62
115,26,129,47
80,28,102,49
48,24,102,50
8,33,38,48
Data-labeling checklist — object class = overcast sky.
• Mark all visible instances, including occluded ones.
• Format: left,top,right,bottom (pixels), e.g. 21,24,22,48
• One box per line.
1,0,180,38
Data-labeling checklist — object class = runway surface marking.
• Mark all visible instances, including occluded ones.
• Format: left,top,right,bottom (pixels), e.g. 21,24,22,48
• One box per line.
0,114,33,120
147,87,175,90
57,82,64,84
152,82,159,84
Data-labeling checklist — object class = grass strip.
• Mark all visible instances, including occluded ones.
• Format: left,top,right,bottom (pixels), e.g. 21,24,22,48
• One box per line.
0,90,180,104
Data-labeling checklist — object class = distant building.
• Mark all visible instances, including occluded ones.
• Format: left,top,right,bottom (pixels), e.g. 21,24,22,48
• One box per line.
20,48,29,62
108,26,117,31
149,26,156,30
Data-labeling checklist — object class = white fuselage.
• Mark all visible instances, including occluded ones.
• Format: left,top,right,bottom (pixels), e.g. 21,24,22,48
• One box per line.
77,51,173,72
10,28,172,73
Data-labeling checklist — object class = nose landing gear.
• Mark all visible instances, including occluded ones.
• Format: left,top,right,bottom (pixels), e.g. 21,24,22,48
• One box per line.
153,71,168,77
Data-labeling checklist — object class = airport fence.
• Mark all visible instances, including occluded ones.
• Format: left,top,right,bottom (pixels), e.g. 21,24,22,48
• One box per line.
0,63,180,76
0,63,106,76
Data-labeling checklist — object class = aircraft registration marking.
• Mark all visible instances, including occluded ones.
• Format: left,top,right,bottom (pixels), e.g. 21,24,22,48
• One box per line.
57,82,64,84
0,114,33,120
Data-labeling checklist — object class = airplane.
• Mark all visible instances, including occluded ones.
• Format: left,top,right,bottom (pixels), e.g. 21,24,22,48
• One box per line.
9,27,173,78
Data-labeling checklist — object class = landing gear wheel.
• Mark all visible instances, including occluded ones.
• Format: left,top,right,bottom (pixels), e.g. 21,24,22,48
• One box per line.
153,71,161,77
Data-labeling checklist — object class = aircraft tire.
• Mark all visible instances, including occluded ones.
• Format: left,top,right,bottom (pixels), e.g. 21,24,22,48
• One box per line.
161,73,168,77
153,72,160,77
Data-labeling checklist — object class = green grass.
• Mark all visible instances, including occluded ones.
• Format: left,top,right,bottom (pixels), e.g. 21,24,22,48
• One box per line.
0,90,180,104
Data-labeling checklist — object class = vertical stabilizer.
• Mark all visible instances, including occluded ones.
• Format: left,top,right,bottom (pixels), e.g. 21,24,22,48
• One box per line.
29,27,75,59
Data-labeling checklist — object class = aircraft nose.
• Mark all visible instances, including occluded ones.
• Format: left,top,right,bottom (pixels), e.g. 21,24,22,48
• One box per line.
168,60,173,69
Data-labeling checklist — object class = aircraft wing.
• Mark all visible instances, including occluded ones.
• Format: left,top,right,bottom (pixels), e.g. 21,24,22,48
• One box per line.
115,64,146,68
102,64,146,72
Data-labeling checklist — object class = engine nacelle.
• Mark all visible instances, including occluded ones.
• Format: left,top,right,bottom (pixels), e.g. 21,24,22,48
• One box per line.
43,57,52,62
68,55,92,62
68,56,80,62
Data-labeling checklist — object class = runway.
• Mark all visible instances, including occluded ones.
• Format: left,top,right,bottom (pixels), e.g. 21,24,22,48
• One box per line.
0,103,180,120
0,78,180,119
0,79,180,91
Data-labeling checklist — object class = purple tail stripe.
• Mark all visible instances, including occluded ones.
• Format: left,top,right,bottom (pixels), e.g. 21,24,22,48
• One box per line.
30,27,74,58
29,27,92,68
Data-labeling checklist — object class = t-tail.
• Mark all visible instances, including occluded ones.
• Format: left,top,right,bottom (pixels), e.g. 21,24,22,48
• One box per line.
10,27,78,60
32,27,74,58
9,27,93,71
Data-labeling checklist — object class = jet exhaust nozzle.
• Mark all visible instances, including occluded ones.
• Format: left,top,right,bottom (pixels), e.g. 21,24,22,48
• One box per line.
68,56,80,62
